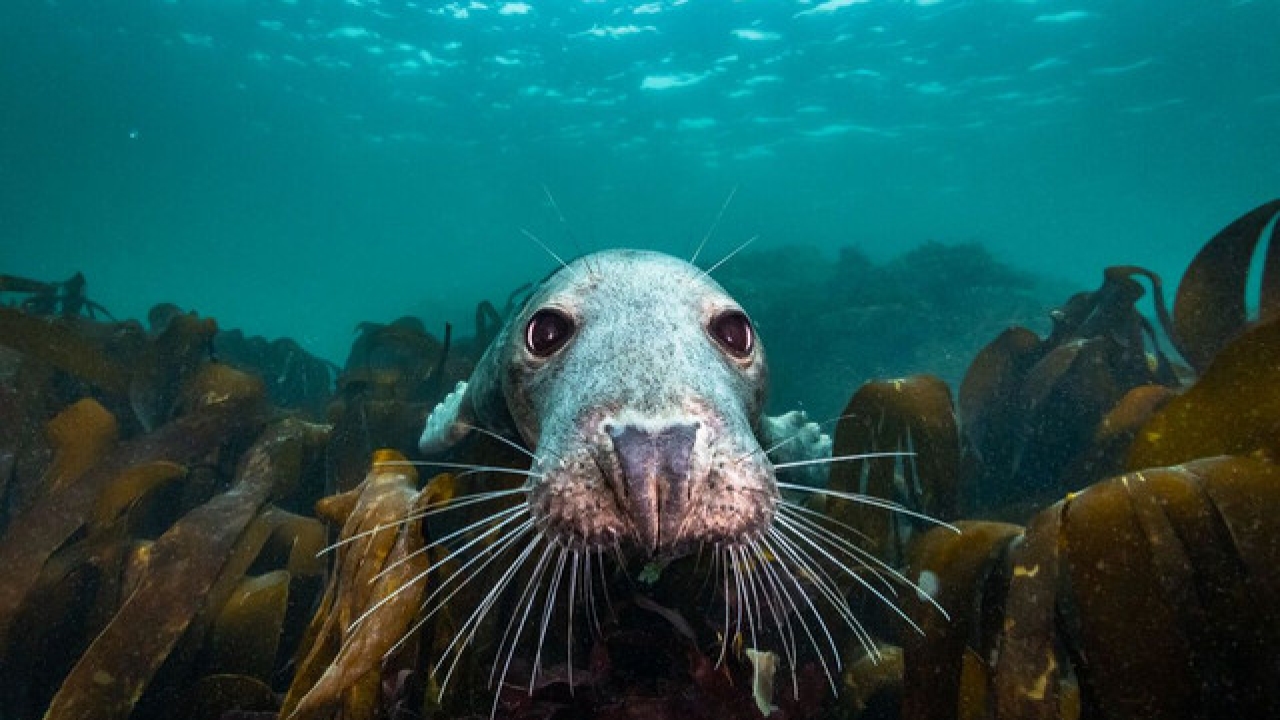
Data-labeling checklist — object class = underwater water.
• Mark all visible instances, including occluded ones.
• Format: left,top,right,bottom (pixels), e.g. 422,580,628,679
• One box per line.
4,0,1279,378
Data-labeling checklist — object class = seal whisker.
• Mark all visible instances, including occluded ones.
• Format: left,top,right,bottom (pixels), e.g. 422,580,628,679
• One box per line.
520,228,585,282
531,545,569,693
773,514,926,638
688,184,740,268
567,548,579,692
540,183,599,280
770,451,913,470
385,520,536,688
490,541,557,718
490,539,556,688
458,421,548,463
597,545,617,623
716,544,733,668
583,548,602,635
317,487,527,557
747,541,801,698
394,507,524,607
776,502,951,620
757,534,842,693
776,497,875,545
375,459,545,479
730,547,760,669
775,480,959,532
757,542,824,694
352,510,530,641
433,527,542,694
697,234,758,280
773,509,900,604
365,503,528,587
766,527,877,660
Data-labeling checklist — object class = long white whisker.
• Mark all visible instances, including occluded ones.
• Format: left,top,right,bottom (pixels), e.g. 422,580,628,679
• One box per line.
774,514,925,638
717,545,732,668
775,481,959,532
354,511,530,642
767,527,874,659
771,451,913,470
490,541,557,718
436,528,542,696
531,546,568,693
698,234,757,279
567,549,579,692
746,539,800,698
775,503,896,595
689,184,739,267
397,512,532,626
367,503,528,584
318,487,526,557
521,227,582,281
490,540,556,689
319,487,526,557
777,502,951,620
540,184,598,279
375,459,544,479
758,534,840,692
458,421,545,463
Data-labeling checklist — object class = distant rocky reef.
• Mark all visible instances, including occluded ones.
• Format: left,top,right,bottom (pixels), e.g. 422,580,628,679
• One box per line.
714,241,1065,421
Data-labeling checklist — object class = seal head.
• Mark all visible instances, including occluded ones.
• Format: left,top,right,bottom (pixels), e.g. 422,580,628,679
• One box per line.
421,250,821,559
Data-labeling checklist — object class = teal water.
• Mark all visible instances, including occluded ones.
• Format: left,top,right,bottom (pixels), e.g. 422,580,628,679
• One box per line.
3,0,1278,364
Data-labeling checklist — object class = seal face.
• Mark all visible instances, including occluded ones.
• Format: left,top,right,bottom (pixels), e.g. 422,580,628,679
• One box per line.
420,249,825,560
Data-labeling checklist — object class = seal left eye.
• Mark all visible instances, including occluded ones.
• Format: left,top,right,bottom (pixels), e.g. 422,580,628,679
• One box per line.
526,308,575,357
710,310,754,358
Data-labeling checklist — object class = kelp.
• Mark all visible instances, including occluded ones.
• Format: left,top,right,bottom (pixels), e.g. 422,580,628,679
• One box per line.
0,272,114,319
129,308,218,430
326,319,453,493
0,306,137,396
282,450,441,720
1128,316,1280,469
900,457,1280,720
214,328,338,417
828,375,960,562
1169,199,1280,372
0,383,264,653
900,521,1022,720
42,418,328,720
957,264,1181,515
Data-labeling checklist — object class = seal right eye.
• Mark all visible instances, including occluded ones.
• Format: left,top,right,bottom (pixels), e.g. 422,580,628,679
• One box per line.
526,308,575,357
710,309,754,359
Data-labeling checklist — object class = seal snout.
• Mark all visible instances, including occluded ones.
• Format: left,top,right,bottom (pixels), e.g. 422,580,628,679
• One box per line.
605,420,699,554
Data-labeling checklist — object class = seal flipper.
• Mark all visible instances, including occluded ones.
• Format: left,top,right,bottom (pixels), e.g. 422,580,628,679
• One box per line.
419,380,475,454
418,318,523,455
759,410,832,487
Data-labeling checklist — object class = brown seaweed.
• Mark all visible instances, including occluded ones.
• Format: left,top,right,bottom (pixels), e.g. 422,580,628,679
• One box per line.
1170,199,1280,372
903,457,1280,720
41,418,327,720
0,307,138,397
828,375,960,562
0,272,114,319
1128,316,1280,469
957,265,1181,515
901,521,1022,720
0,385,264,652
282,450,439,720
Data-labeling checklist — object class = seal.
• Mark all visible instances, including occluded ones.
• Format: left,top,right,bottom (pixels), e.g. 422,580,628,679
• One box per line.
419,248,830,559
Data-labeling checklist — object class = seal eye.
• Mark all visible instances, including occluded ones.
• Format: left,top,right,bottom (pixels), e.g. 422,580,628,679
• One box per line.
526,308,575,358
710,310,754,359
